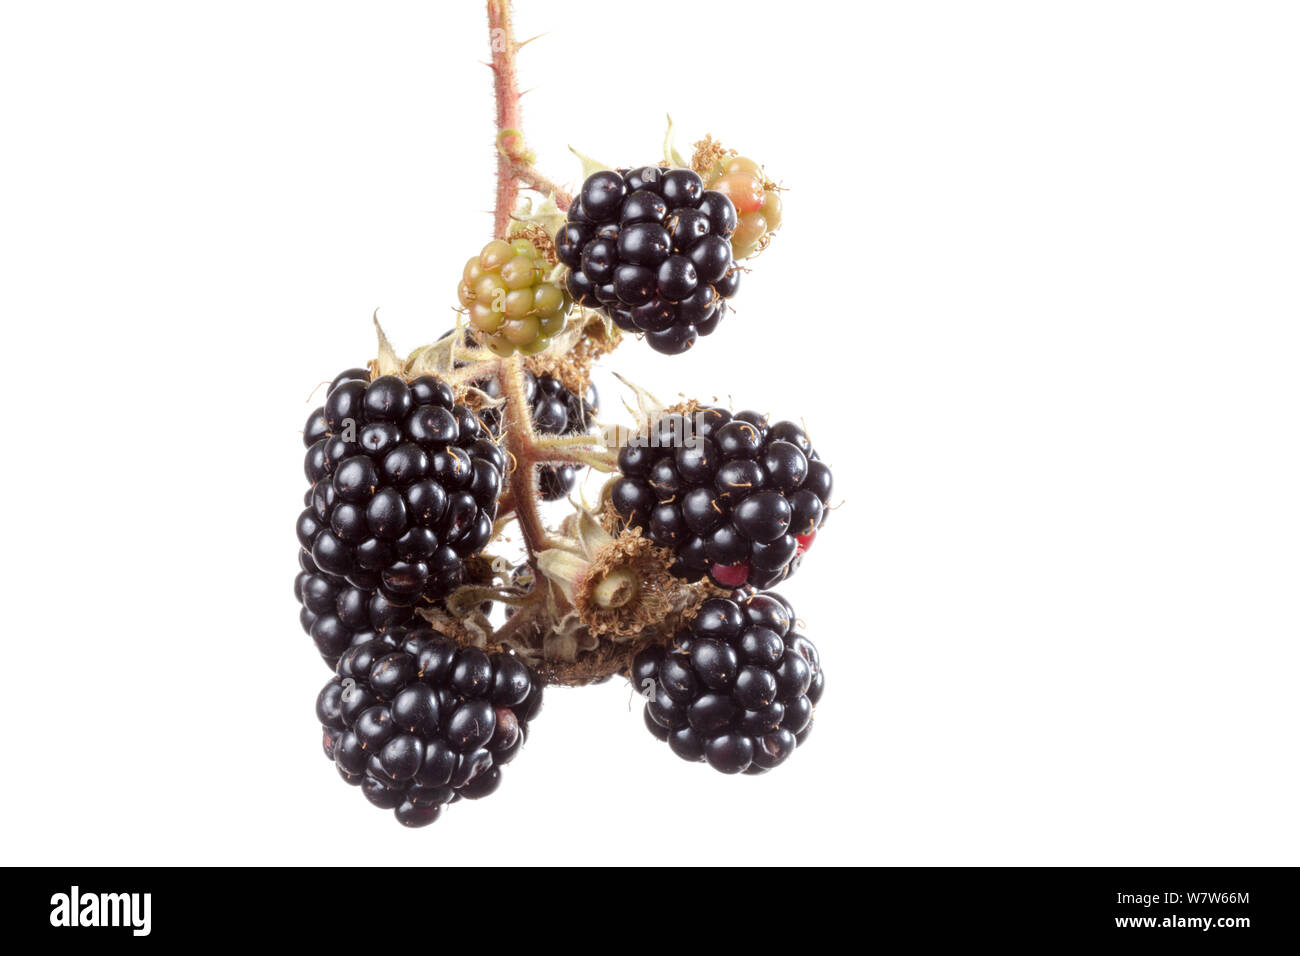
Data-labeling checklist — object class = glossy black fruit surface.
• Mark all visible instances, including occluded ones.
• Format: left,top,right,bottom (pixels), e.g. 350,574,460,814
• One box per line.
611,408,831,589
295,556,417,669
633,592,822,775
298,369,503,664
557,167,741,354
318,624,541,827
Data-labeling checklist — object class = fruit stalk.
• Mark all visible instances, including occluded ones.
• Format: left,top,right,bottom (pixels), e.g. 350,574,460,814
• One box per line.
487,0,522,238
487,0,572,237
497,353,553,555
513,165,572,211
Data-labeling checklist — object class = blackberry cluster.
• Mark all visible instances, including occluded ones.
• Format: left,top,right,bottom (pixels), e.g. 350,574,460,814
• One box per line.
611,408,832,590
318,625,542,827
298,368,504,664
632,592,823,774
478,370,599,501
556,167,741,355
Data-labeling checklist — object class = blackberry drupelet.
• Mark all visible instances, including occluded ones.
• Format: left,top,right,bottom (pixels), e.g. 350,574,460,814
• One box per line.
317,625,543,826
295,546,416,668
611,407,832,589
555,167,741,355
478,369,599,501
631,592,823,774
299,368,504,631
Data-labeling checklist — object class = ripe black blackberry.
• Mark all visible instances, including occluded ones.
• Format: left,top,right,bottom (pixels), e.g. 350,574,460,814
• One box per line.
477,369,599,502
631,592,823,774
295,546,416,668
555,167,741,355
299,368,504,626
611,408,832,590
317,625,543,826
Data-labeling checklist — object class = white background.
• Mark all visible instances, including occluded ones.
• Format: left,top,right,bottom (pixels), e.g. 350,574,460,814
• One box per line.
2,1,1297,866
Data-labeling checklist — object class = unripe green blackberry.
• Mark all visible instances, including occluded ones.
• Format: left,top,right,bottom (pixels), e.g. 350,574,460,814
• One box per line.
457,238,570,356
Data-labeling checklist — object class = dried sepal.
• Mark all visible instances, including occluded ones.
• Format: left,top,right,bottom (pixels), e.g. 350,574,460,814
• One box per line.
542,608,598,663
369,311,403,378
403,323,495,381
534,547,587,606
690,134,734,175
611,371,668,440
568,145,612,181
509,193,567,260
523,307,622,399
535,502,714,645
414,604,497,651
663,114,688,168
573,504,615,559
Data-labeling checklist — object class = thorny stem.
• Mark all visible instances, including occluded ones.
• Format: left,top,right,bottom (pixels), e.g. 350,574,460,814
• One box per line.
490,352,615,556
532,434,617,471
487,0,571,239
487,0,521,237
481,2,597,564
404,6,660,670
534,434,604,449
512,163,573,210
497,354,555,555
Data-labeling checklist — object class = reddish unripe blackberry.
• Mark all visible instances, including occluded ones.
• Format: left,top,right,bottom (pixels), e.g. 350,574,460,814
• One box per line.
299,368,503,634
556,167,741,355
317,625,543,826
700,155,782,260
611,407,832,589
632,592,823,774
